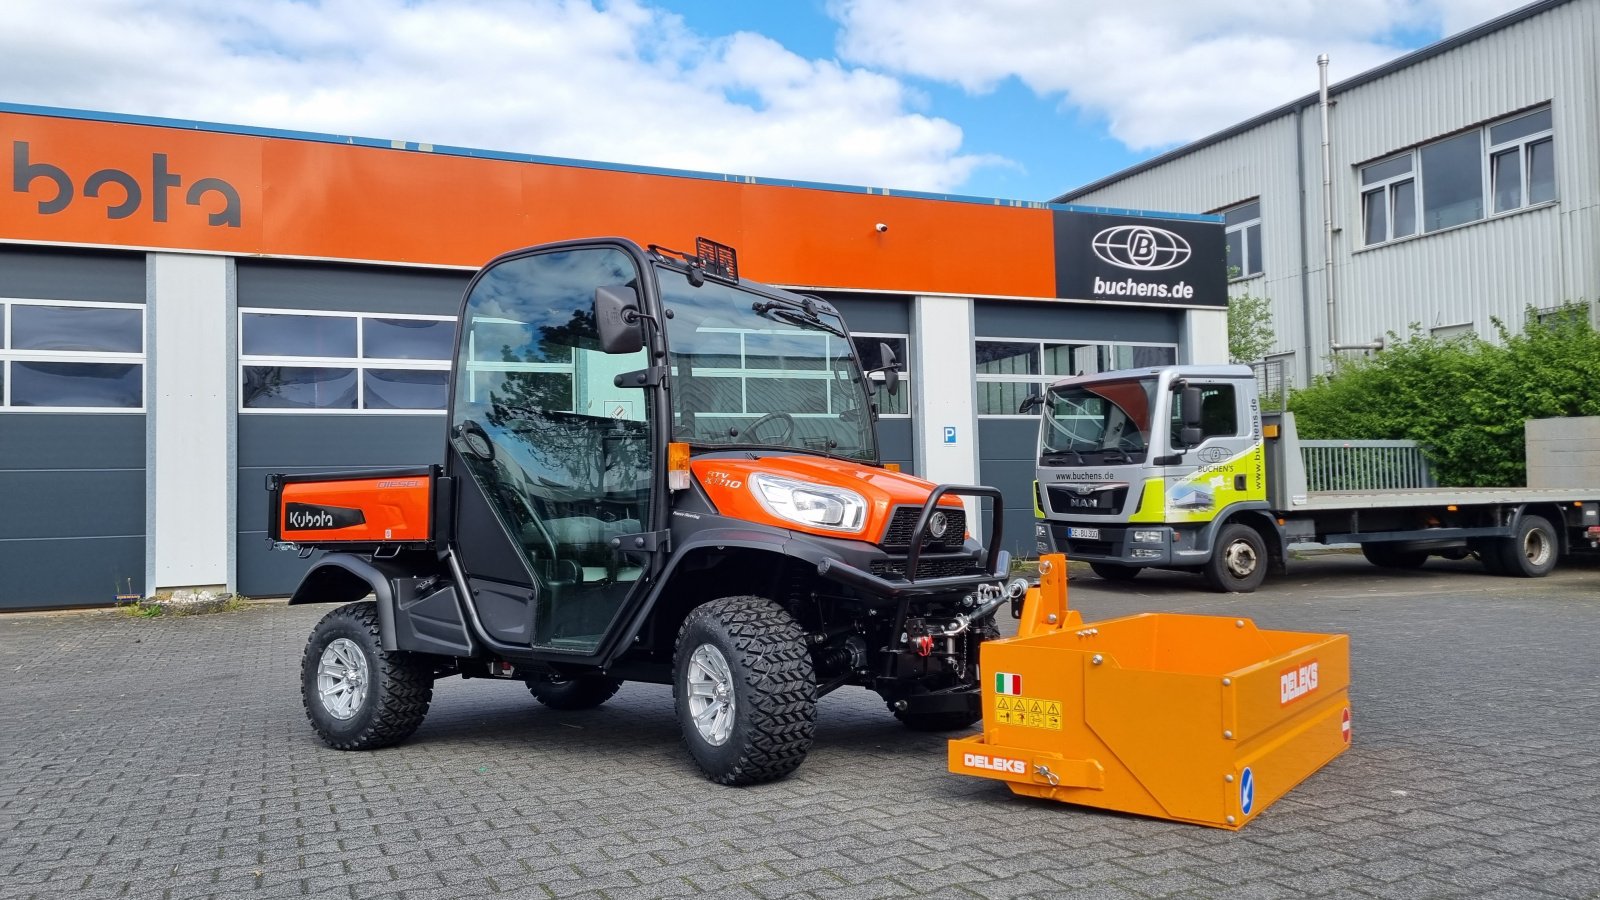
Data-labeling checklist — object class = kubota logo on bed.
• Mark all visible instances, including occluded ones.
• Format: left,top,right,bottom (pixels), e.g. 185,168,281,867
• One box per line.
963,752,1026,774
285,503,367,530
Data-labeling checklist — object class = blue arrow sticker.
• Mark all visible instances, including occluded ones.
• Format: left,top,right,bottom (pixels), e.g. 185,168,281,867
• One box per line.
1240,766,1255,816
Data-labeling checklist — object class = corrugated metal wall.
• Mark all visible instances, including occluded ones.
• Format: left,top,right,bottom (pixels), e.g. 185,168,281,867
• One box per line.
1065,0,1600,385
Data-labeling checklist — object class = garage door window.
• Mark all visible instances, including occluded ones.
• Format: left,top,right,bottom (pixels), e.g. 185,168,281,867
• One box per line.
240,309,454,412
976,339,1176,416
1,299,146,411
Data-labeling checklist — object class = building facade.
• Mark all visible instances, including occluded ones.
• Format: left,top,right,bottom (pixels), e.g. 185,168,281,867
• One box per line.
1,103,1227,609
1056,0,1599,389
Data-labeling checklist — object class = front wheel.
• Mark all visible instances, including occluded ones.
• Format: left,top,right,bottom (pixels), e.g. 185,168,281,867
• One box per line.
1203,523,1268,593
673,596,817,785
301,601,434,750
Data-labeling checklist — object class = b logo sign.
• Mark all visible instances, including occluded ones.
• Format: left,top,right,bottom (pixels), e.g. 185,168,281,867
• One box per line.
1091,225,1191,271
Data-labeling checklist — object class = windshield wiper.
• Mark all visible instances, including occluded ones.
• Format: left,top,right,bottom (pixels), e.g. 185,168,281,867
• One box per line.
1040,449,1087,465
751,301,847,338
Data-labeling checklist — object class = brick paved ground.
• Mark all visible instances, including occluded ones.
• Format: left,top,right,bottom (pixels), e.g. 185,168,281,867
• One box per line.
2,553,1598,899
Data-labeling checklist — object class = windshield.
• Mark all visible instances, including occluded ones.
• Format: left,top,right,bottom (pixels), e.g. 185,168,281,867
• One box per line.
659,266,876,461
1040,377,1158,464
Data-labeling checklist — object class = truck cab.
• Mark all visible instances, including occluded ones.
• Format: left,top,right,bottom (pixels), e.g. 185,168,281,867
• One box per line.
1031,364,1275,591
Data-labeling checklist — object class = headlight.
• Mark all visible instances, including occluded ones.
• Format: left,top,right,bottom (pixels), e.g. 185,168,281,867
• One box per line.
1132,530,1164,543
750,473,867,532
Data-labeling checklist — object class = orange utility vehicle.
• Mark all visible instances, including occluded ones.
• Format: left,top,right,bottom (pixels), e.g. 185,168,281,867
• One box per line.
269,237,1020,784
950,553,1351,828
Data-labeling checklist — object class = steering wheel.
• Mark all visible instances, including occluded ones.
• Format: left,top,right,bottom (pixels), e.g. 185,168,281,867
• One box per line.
742,411,795,444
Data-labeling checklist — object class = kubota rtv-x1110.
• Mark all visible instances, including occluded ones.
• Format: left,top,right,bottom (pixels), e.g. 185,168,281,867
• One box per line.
270,237,1017,784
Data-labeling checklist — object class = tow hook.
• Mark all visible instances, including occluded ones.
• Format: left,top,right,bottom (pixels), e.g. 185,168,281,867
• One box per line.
913,635,935,657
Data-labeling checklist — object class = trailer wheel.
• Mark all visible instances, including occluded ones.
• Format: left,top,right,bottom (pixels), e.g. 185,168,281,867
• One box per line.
526,673,624,710
1089,562,1141,582
301,601,433,751
1203,523,1268,593
1498,515,1559,577
1360,543,1429,570
673,596,817,785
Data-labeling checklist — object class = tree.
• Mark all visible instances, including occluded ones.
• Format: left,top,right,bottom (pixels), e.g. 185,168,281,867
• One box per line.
1227,292,1275,364
1289,303,1600,486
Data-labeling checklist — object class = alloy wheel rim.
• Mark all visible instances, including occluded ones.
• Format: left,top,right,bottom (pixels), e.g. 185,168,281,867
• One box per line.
317,638,371,720
686,644,736,746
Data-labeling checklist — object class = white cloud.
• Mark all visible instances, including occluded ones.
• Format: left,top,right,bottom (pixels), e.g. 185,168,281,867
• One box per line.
830,0,1532,151
0,0,998,193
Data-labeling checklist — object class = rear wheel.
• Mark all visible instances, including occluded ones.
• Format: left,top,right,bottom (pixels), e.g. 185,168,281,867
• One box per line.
1203,523,1268,593
1498,514,1559,577
526,673,623,710
1089,562,1141,582
301,602,433,750
673,596,817,785
1361,542,1429,570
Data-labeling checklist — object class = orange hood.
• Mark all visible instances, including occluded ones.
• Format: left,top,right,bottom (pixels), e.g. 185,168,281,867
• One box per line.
689,456,962,543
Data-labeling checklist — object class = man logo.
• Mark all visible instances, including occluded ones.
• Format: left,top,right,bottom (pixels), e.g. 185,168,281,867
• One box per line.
1092,225,1191,271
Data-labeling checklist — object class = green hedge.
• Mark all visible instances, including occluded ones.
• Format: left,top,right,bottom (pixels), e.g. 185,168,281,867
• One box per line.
1289,304,1600,487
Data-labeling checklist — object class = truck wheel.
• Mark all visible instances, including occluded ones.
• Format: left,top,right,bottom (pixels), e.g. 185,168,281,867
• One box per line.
1089,562,1141,582
1361,543,1429,569
1498,515,1559,577
526,673,624,710
673,597,817,785
1203,524,1268,593
301,601,433,751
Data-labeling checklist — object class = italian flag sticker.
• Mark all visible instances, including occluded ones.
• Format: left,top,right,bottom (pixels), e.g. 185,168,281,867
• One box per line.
995,673,1022,695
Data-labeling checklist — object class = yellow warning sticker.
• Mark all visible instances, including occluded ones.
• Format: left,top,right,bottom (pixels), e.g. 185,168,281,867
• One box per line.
992,695,1063,730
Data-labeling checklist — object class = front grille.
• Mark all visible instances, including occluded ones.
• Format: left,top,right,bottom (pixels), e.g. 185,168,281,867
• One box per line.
870,557,976,581
881,506,967,550
1046,485,1129,516
1049,523,1125,558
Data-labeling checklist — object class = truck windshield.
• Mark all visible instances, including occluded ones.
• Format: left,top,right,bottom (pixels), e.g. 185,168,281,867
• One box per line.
1040,377,1158,464
658,266,877,461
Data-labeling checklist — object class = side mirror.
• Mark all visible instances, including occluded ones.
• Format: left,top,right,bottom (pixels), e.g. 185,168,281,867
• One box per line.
1017,393,1045,414
594,285,644,355
1177,385,1203,447
879,342,900,396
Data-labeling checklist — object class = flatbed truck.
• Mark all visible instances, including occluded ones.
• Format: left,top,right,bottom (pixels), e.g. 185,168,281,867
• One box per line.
1028,364,1600,591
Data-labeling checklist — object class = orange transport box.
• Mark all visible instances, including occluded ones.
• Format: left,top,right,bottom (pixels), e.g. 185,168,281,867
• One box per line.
949,554,1351,830
267,466,440,547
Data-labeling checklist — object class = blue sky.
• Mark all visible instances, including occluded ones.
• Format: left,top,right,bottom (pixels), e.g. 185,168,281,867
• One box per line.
1,0,1532,202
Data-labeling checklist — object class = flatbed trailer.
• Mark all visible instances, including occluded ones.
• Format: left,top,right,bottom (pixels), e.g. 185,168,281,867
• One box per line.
1029,365,1600,591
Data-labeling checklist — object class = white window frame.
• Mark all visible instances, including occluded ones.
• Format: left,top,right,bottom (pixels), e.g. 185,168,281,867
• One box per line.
1360,105,1556,249
852,331,911,418
1221,200,1263,280
239,308,454,415
675,326,863,421
974,337,1178,420
1,298,147,413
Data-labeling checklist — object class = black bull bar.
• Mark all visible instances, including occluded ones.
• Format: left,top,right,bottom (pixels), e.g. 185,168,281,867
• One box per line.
814,484,1008,599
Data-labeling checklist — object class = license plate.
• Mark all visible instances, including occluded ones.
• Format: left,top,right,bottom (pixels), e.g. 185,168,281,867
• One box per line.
1068,527,1100,540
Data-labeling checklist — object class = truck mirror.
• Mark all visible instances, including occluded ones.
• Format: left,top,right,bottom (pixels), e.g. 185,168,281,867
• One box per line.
594,285,644,354
1177,386,1204,447
1017,393,1045,414
1180,425,1204,447
879,342,900,396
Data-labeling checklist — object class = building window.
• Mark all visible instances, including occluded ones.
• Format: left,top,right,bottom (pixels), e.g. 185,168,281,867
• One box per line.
1362,105,1555,247
851,333,910,417
240,309,455,412
1222,200,1262,279
975,338,1176,416
1,299,146,411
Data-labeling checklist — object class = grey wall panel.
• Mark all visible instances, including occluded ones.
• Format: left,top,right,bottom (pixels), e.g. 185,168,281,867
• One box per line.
236,260,470,315
978,419,1042,557
0,471,143,540
821,293,912,334
237,414,447,468
0,413,144,469
0,536,143,610
0,246,146,301
975,301,1181,344
238,542,342,599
